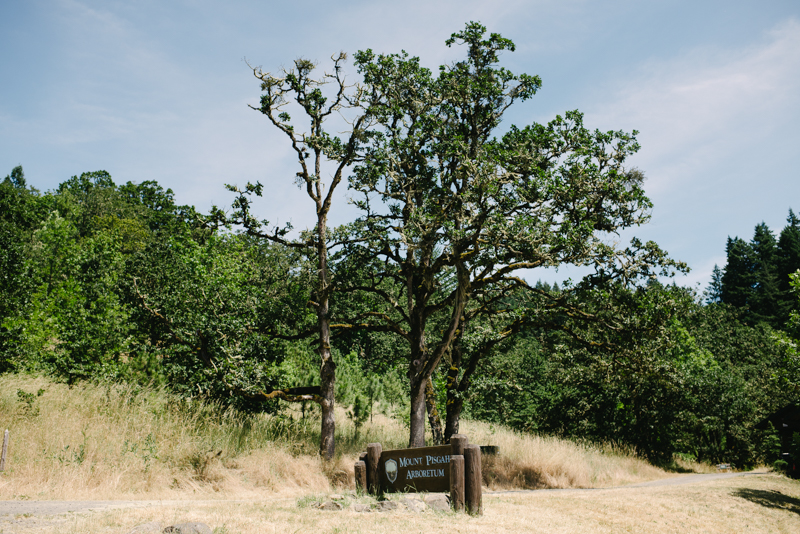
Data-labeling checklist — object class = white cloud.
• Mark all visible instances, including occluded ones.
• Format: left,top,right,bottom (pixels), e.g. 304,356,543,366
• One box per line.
576,18,800,289
589,18,800,195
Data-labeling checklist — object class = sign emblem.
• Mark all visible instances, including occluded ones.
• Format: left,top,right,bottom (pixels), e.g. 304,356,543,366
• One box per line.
385,459,398,483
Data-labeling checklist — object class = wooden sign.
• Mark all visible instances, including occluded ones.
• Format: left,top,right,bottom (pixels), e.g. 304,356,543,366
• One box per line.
354,435,482,515
379,444,452,493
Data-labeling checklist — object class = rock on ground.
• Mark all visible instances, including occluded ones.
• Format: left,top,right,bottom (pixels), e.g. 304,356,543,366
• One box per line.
374,501,399,512
424,493,450,511
162,522,213,534
400,497,426,513
318,501,344,511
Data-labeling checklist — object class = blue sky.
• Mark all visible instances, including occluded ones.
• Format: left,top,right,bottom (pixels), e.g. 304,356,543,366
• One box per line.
2,0,799,291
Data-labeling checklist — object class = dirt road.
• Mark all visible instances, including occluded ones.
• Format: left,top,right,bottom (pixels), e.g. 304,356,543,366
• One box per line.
487,469,763,494
0,499,234,517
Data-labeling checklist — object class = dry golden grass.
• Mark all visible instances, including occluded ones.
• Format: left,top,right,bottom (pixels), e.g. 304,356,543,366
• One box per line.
461,420,669,489
1,374,689,502
0,374,338,500
4,473,798,534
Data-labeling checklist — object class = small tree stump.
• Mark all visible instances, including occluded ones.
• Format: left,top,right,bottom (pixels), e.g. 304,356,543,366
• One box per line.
450,454,465,512
367,443,382,495
354,460,367,492
464,444,482,516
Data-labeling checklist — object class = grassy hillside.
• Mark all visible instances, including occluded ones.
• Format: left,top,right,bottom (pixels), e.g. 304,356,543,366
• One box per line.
0,374,679,500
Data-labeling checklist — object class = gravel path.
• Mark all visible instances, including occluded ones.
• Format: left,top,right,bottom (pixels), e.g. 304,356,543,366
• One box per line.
486,470,763,494
626,470,762,488
0,499,245,517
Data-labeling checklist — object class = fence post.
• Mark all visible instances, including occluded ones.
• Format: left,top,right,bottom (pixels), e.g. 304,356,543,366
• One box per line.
354,460,367,493
450,455,465,512
464,444,482,516
367,443,382,496
1,429,8,472
358,451,368,489
450,434,468,457
449,434,468,512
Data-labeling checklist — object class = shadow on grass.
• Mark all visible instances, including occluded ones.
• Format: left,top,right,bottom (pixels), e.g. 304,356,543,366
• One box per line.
657,462,696,474
733,488,800,516
655,456,721,474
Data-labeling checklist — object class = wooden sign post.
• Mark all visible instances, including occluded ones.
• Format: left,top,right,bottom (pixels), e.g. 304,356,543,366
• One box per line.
0,429,8,472
367,443,382,495
379,444,452,493
450,454,465,512
464,444,482,515
354,460,367,492
353,434,482,515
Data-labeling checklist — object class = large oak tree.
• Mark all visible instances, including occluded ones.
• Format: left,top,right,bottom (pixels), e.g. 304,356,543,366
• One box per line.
346,22,678,447
226,54,370,459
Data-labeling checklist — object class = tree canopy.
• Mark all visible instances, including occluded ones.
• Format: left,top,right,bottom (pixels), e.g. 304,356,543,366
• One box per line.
340,22,683,446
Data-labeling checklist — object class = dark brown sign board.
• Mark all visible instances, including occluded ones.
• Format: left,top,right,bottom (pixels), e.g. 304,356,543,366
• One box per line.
379,444,452,493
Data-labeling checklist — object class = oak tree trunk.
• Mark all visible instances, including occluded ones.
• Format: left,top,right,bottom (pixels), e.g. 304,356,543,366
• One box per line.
444,341,464,442
445,393,464,442
425,376,444,445
409,373,427,448
317,215,336,460
318,337,335,459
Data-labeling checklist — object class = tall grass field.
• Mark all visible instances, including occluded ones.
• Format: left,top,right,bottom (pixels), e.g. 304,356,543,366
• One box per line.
0,374,683,500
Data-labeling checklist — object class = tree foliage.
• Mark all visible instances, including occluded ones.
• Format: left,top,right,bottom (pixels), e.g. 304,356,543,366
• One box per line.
345,22,682,446
224,52,371,458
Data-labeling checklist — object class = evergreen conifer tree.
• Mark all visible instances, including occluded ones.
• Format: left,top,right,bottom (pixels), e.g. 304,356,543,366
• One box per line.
704,264,723,304
776,209,800,324
721,237,756,310
750,222,780,325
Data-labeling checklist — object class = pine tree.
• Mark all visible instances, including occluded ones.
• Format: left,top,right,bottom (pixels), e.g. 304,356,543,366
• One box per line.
750,222,780,325
704,264,723,304
776,209,800,324
721,237,756,310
